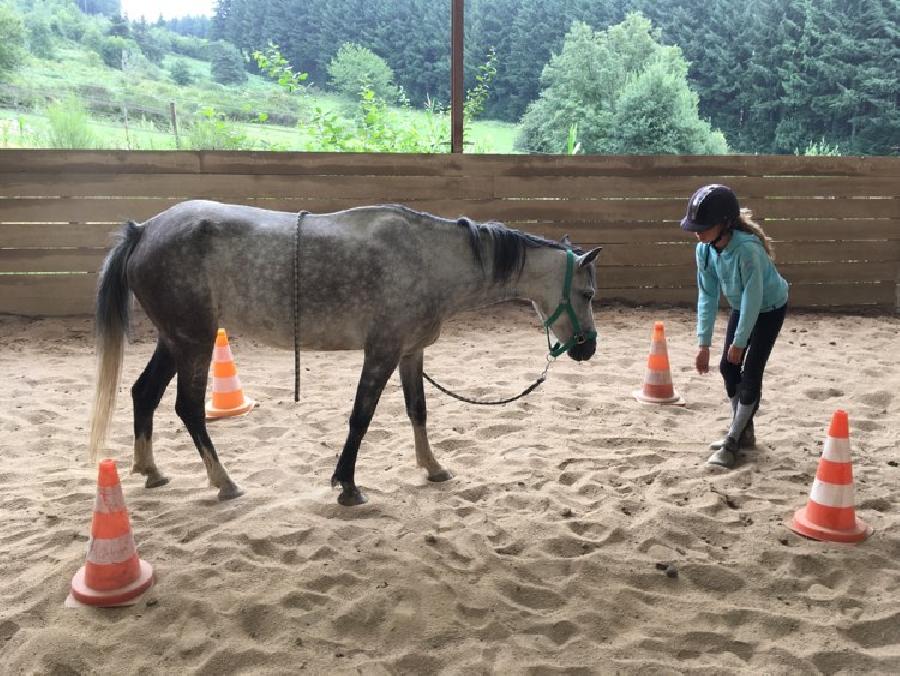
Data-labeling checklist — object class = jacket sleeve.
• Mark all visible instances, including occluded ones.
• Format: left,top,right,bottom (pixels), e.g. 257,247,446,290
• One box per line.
732,246,765,348
695,244,719,346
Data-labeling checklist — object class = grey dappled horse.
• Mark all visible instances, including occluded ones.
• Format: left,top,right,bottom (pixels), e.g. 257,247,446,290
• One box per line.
88,200,600,506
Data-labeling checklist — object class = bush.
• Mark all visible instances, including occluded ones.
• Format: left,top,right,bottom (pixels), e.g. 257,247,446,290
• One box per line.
186,107,254,150
608,59,729,154
327,43,399,101
170,33,208,60
210,41,246,85
169,59,194,86
132,23,167,65
82,23,105,54
797,138,841,156
44,97,97,149
26,14,56,59
50,4,88,41
98,36,140,70
0,5,26,75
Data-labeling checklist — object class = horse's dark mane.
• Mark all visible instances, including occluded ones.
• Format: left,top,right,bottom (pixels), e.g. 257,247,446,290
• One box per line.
456,217,582,284
378,204,581,285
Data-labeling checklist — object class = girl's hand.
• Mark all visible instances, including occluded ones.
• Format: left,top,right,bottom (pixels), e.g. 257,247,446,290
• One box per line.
696,346,710,374
727,344,745,365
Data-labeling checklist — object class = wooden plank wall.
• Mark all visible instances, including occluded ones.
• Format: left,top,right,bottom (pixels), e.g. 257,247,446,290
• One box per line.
1,151,898,316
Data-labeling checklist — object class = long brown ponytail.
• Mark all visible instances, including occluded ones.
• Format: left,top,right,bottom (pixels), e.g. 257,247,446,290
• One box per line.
732,208,775,260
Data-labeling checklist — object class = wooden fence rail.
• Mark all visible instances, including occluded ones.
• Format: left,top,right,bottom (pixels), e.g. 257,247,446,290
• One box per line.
1,151,898,316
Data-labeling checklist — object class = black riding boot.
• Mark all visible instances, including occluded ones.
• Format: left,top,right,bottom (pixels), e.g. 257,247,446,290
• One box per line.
708,399,757,469
710,397,755,450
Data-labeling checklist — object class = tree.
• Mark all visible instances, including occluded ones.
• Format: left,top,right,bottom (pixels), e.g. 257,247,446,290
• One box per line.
210,40,247,85
629,0,747,149
98,36,138,69
51,1,90,40
26,13,55,59
0,5,26,76
609,60,728,154
205,0,898,155
78,0,121,16
517,13,727,154
107,13,130,38
131,19,167,65
327,43,399,101
169,59,194,85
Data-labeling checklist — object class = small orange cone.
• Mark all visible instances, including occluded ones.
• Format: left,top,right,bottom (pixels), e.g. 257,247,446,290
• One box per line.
633,321,685,405
789,410,872,543
70,460,154,606
205,328,255,420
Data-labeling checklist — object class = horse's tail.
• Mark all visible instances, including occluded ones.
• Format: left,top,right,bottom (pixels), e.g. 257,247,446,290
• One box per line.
88,221,143,464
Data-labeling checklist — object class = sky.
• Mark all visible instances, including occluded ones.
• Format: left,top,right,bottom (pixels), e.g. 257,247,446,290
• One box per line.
120,0,215,20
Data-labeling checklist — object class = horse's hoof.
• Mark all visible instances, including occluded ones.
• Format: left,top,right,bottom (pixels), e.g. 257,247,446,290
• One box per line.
217,482,244,501
337,487,368,506
144,474,170,489
427,468,454,483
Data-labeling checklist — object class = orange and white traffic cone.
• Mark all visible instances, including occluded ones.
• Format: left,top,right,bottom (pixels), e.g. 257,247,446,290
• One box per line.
205,328,255,420
633,321,685,405
789,410,872,543
70,460,154,606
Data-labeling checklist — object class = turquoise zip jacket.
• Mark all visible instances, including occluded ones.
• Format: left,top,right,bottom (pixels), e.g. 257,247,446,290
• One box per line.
696,229,789,348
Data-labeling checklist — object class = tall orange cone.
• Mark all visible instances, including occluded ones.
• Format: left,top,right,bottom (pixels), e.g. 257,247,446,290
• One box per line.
70,460,154,606
206,328,255,419
633,321,685,405
789,410,872,543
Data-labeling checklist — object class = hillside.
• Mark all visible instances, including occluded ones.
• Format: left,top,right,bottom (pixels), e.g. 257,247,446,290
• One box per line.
0,33,516,152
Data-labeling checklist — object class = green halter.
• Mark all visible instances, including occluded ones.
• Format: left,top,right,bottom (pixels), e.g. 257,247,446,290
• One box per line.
543,249,597,358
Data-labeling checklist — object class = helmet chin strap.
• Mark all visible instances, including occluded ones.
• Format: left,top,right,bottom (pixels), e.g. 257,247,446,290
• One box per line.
710,228,727,250
703,226,730,269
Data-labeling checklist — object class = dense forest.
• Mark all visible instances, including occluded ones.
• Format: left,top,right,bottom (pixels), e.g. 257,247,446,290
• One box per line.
212,0,900,155
0,0,897,154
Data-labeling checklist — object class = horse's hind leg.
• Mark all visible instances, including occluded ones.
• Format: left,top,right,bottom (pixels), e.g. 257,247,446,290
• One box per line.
399,350,452,483
131,339,176,488
173,344,243,500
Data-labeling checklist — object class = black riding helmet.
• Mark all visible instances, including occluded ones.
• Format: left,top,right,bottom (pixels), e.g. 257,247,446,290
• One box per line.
680,184,740,233
682,184,741,269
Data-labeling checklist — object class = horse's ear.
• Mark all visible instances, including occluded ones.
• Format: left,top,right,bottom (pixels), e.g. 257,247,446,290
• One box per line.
580,247,602,267
559,234,572,247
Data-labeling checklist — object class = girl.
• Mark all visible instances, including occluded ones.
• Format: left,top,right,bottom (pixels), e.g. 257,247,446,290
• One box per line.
680,184,789,469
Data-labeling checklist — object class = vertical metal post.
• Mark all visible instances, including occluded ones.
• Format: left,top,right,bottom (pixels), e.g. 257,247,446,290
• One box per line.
121,104,131,150
451,0,464,153
169,102,180,149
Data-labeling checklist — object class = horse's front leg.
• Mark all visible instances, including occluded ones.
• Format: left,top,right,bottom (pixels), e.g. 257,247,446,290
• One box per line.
331,347,400,506
399,350,452,483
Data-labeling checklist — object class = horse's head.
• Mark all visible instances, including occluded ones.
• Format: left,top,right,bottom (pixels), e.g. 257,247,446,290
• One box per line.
534,243,601,362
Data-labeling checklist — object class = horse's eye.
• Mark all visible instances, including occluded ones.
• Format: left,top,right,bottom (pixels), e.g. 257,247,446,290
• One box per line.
582,291,594,301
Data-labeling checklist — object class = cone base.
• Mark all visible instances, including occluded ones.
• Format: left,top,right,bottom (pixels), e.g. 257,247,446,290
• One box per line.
205,396,256,420
632,389,685,406
789,507,872,543
71,559,154,607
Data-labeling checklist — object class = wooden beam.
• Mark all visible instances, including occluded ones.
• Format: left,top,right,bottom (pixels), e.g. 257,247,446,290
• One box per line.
450,0,464,153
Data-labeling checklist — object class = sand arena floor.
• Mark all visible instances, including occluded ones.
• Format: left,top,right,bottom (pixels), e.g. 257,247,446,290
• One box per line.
0,304,898,674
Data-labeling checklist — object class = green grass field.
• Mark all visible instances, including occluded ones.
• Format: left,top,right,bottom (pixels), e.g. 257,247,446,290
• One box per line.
0,43,519,153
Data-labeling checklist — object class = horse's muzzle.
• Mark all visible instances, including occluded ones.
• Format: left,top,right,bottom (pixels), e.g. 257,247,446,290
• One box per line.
567,337,596,361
